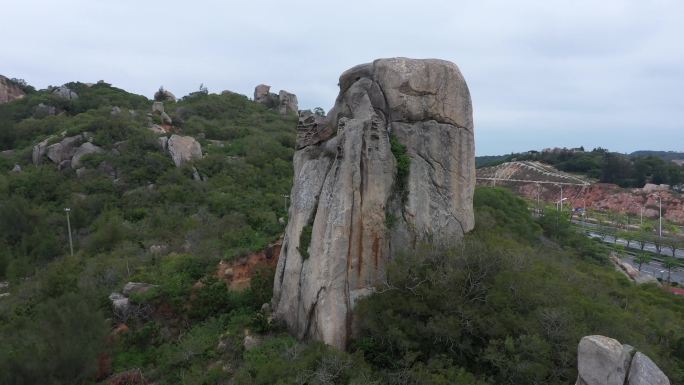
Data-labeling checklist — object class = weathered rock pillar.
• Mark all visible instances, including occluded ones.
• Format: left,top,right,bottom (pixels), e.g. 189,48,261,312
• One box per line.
272,58,476,349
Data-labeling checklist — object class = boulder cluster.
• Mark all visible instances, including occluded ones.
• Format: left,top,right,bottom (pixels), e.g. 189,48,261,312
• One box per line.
253,84,298,115
576,335,670,385
30,98,203,175
272,58,476,349
32,133,104,170
146,99,203,168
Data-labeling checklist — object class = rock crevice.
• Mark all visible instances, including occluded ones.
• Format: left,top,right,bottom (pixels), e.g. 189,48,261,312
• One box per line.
272,58,476,349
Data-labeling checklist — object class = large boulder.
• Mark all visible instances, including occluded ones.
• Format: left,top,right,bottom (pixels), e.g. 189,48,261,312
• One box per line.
0,75,26,104
154,87,176,102
254,84,271,103
71,142,104,168
167,134,202,167
576,335,633,385
152,101,164,114
254,84,298,115
52,85,78,100
272,58,475,349
277,90,298,115
575,336,670,385
47,135,83,164
627,352,670,385
32,137,52,165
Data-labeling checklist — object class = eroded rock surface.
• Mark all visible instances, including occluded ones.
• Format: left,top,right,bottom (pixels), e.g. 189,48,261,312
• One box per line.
272,58,475,349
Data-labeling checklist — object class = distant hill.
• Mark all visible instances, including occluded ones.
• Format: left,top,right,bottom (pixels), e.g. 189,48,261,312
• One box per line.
477,147,684,188
630,150,684,161
475,154,510,168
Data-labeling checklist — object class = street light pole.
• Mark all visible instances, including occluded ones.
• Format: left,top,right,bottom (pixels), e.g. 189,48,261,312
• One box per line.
64,208,74,257
658,195,662,238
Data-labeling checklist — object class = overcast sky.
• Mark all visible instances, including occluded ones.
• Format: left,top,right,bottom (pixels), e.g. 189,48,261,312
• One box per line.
2,0,683,155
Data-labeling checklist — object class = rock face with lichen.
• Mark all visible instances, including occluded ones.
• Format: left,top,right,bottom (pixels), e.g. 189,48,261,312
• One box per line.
272,58,475,349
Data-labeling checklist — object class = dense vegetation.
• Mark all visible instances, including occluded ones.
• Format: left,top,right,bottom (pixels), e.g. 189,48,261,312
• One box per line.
1,83,682,384
477,147,684,188
0,81,297,384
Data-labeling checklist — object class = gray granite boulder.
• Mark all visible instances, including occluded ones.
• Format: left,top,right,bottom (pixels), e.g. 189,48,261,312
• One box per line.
575,336,670,385
167,134,202,167
576,335,633,385
47,135,83,164
52,85,78,100
627,352,670,385
71,142,104,168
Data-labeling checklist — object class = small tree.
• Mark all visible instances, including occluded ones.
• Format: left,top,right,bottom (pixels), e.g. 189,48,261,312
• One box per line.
313,107,326,117
634,253,652,272
662,257,679,284
154,86,167,101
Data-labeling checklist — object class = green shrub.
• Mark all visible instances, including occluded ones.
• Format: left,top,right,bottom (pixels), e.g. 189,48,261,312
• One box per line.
299,224,313,259
390,135,410,201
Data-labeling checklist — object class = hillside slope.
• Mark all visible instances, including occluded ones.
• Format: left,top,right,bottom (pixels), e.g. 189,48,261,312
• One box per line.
0,81,682,385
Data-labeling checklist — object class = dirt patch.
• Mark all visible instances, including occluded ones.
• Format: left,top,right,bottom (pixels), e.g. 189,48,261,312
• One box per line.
216,241,281,290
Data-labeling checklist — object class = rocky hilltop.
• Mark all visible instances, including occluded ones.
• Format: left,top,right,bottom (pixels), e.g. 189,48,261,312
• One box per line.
0,76,26,104
272,58,476,349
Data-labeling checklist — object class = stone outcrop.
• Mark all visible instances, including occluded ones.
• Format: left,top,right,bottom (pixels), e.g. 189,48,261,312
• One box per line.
253,84,298,115
47,135,83,164
272,58,475,349
71,142,104,168
627,352,670,385
575,335,670,385
52,85,78,100
277,90,298,115
0,75,26,104
32,137,52,165
154,87,176,102
167,134,202,167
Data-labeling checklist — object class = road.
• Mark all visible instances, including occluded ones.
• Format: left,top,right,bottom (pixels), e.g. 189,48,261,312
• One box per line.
572,219,684,258
619,255,684,285
585,231,684,259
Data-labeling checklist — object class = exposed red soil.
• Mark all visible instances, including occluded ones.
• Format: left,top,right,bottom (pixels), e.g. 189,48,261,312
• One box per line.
493,182,684,225
215,240,281,290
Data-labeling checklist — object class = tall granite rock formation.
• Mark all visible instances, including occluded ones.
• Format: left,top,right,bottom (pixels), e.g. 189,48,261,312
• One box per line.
272,58,475,349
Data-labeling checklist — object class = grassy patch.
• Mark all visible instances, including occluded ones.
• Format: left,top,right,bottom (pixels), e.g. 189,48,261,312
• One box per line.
390,135,410,202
